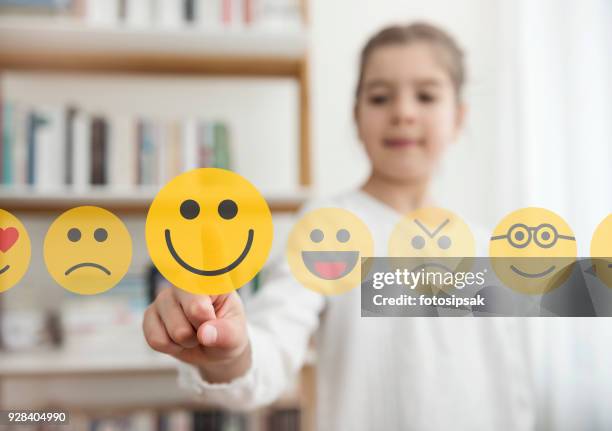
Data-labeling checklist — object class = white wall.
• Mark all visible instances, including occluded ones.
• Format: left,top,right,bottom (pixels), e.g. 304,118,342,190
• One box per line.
309,0,501,228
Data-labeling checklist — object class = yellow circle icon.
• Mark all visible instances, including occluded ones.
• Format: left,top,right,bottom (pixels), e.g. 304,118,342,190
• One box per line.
0,209,31,292
388,207,475,293
489,207,577,294
590,213,612,288
389,207,475,258
44,206,132,295
145,168,273,295
286,208,373,295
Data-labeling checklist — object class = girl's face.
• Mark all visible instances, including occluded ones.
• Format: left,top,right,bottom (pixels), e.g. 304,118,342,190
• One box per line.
355,42,465,184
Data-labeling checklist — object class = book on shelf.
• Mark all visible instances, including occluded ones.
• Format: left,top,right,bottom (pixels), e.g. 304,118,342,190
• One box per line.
268,408,300,431
0,101,233,192
0,0,303,31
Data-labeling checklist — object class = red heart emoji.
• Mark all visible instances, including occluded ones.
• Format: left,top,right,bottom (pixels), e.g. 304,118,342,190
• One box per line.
0,227,19,253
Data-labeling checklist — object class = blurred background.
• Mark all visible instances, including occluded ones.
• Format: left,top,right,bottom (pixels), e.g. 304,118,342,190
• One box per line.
0,0,611,430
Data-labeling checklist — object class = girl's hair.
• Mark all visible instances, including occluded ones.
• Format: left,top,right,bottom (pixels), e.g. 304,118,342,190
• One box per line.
355,22,466,102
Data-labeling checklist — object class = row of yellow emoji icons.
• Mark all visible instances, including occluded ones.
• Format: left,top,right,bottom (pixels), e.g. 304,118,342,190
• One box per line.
0,169,610,296
286,206,612,296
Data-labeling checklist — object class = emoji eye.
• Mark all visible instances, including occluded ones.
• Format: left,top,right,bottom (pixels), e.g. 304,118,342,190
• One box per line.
535,224,557,248
310,229,324,243
94,228,108,242
336,229,350,243
218,199,238,220
180,199,200,220
508,224,530,248
411,235,425,249
437,235,451,249
67,228,81,242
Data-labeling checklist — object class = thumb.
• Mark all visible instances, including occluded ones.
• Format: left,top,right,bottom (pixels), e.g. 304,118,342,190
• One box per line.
198,318,245,350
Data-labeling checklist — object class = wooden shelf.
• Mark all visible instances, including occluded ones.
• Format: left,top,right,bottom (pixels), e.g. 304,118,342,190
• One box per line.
0,347,310,413
0,186,309,213
0,17,307,76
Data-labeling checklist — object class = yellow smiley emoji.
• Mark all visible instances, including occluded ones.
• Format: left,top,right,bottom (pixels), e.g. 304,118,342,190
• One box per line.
489,207,577,294
0,209,31,292
145,168,273,295
286,208,373,295
590,214,612,288
44,206,132,295
388,207,475,258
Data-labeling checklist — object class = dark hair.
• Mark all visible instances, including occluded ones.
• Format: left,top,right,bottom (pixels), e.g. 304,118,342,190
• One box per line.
355,22,466,102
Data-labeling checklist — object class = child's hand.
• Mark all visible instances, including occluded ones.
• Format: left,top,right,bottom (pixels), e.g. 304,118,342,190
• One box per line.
143,287,251,383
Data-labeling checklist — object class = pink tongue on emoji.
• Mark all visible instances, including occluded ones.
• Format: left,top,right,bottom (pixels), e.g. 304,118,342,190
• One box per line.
0,227,18,253
314,261,347,279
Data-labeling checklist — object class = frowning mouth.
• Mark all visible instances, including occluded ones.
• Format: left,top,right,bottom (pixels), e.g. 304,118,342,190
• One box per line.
510,265,556,279
302,251,359,280
65,262,111,276
165,228,254,276
0,265,9,275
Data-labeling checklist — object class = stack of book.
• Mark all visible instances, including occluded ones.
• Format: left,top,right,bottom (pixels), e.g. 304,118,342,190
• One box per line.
0,0,303,31
0,101,232,190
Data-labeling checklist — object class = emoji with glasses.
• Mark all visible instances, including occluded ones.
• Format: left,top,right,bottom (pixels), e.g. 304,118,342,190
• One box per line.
489,207,577,294
388,207,475,293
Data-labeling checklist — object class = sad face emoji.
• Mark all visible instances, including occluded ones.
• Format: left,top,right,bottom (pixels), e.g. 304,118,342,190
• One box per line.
44,206,132,295
145,168,273,295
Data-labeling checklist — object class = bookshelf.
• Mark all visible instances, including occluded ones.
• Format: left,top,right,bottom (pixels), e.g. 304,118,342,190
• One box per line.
0,2,315,430
0,11,312,210
0,338,315,431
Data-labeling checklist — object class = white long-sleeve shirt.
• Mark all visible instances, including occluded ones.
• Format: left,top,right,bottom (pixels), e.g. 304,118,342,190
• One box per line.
178,190,535,430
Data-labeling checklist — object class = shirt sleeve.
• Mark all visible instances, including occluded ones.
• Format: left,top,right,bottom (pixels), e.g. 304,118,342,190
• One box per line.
177,253,325,410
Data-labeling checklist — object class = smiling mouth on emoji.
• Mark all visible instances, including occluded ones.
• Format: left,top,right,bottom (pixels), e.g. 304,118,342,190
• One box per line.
165,228,254,276
510,265,556,279
301,251,359,280
65,262,111,276
0,265,9,275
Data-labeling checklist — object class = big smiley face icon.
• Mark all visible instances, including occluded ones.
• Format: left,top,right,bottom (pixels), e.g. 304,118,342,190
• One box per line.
489,207,577,294
44,206,132,295
145,168,273,295
286,208,373,295
0,209,31,292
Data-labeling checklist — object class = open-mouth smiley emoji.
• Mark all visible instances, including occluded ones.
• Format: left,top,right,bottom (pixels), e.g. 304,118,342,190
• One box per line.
286,208,373,295
145,168,273,295
301,228,359,280
489,207,577,294
0,209,31,292
44,206,132,295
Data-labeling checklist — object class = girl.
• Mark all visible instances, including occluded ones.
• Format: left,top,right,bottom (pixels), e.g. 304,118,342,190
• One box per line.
143,22,534,430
